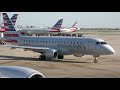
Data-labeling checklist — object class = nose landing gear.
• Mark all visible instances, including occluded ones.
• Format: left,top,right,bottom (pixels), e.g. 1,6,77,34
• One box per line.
94,57,98,63
93,55,100,63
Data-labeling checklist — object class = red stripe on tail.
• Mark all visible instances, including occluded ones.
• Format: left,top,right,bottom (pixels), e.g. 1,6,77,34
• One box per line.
0,29,5,32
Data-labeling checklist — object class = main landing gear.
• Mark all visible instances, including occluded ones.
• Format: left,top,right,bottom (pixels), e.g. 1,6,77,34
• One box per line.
39,54,64,60
39,55,45,60
39,53,46,60
58,55,64,59
94,57,98,63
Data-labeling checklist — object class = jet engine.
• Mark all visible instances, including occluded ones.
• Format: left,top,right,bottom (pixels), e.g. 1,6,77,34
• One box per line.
45,49,58,59
0,66,45,78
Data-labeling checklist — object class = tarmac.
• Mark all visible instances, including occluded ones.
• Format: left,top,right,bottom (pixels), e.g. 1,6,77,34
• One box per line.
0,34,120,78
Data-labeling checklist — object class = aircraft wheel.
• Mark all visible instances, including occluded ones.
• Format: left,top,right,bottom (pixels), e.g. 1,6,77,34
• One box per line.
94,60,98,63
58,55,64,59
39,55,45,60
93,55,100,63
94,57,98,63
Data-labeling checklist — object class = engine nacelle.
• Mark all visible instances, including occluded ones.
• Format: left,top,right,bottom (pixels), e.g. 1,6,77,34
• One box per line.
45,49,58,59
74,54,84,57
0,66,45,78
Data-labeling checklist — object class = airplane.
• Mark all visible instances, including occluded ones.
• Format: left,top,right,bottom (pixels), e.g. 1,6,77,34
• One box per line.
18,19,63,36
1,13,115,63
18,20,78,36
60,21,78,33
0,66,45,78
0,13,18,32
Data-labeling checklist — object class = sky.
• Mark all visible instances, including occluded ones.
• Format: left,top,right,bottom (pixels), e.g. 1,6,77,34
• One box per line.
1,12,120,28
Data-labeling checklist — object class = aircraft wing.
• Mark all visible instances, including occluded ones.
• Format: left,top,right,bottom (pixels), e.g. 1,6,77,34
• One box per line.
0,44,52,53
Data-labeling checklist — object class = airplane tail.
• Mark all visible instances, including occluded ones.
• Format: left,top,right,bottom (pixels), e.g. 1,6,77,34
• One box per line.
69,21,78,32
3,13,16,31
11,14,18,26
49,19,63,32
0,13,18,32
2,13,22,44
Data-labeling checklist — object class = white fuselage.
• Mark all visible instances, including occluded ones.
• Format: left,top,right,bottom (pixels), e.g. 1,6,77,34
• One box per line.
18,28,59,35
5,35,115,56
17,28,75,35
60,28,71,32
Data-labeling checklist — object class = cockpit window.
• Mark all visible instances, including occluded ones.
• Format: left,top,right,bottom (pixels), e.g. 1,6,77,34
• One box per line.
101,42,107,44
96,42,107,45
96,42,100,45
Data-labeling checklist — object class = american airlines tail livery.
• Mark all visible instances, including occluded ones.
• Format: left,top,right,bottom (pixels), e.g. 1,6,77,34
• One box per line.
1,13,115,63
0,14,18,32
60,21,78,32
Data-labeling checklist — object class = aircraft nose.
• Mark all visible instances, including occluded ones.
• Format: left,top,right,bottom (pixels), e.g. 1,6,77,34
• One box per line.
106,45,115,54
108,48,115,54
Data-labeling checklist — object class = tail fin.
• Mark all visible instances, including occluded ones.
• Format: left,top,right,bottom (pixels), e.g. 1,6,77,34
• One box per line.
2,13,23,36
2,13,22,44
0,14,18,32
50,19,63,32
11,14,18,26
70,21,78,32
2,13,16,31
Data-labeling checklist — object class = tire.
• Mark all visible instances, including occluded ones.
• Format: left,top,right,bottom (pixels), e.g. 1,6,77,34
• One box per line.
94,60,98,63
39,55,45,60
58,55,64,59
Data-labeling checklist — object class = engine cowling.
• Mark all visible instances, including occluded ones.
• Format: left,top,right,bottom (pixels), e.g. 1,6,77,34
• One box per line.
0,66,45,78
45,49,58,59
